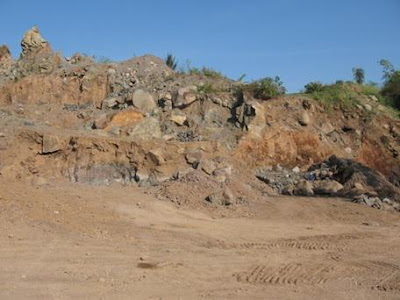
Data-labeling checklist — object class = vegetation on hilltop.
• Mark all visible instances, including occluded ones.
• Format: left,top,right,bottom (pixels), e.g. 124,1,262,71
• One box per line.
301,60,400,116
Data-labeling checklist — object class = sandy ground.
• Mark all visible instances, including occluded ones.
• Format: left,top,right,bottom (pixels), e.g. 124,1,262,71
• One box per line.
1,179,400,299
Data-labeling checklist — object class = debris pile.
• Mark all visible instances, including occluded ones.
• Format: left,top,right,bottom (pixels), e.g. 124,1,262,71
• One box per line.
257,155,400,211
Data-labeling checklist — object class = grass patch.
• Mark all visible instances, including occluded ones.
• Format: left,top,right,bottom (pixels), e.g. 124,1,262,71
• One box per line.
181,60,225,79
305,82,361,110
238,77,286,100
201,67,224,78
196,83,222,94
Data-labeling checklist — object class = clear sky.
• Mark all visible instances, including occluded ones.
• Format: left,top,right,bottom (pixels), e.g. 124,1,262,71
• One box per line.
0,0,399,92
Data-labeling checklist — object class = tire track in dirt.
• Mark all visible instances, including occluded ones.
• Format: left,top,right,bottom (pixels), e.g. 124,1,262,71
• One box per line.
369,261,400,292
235,262,350,286
203,233,370,252
235,259,400,290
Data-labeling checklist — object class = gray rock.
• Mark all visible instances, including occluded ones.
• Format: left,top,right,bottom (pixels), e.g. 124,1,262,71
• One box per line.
138,175,159,187
292,166,300,173
282,184,295,195
198,159,216,175
213,166,232,183
173,86,198,108
206,187,235,205
93,113,108,129
131,89,156,113
169,109,187,126
363,104,372,111
185,152,202,167
368,95,378,102
42,134,63,154
353,194,382,209
294,180,314,196
101,97,118,109
147,148,165,166
382,198,392,205
321,122,335,135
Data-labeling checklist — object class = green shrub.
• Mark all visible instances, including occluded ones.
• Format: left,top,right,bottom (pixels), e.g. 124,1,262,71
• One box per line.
307,83,360,109
180,60,224,78
97,56,113,64
361,83,381,97
381,70,400,110
196,83,220,94
304,81,324,93
200,67,224,78
245,76,286,100
188,67,201,75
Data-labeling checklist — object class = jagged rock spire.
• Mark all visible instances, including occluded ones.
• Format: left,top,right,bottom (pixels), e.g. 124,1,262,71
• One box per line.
20,26,52,58
0,44,12,68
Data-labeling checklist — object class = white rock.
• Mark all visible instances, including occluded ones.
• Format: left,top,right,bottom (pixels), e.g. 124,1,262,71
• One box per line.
292,166,300,173
363,104,372,111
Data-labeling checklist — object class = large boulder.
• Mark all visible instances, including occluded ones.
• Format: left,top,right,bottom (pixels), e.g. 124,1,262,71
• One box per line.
294,180,314,196
42,134,63,154
147,148,165,166
198,159,216,175
298,111,311,126
314,180,344,195
173,86,198,108
169,109,187,126
105,109,143,130
131,89,156,113
93,113,108,129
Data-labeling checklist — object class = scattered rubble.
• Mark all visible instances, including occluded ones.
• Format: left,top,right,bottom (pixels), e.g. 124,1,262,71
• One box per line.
256,155,400,211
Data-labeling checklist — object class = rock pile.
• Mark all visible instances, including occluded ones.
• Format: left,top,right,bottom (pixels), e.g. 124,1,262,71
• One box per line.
256,155,400,211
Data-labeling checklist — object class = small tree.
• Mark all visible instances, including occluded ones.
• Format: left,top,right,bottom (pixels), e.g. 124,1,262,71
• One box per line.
381,72,400,109
304,81,324,93
379,59,400,109
379,59,395,81
352,67,365,85
248,76,286,100
165,53,178,70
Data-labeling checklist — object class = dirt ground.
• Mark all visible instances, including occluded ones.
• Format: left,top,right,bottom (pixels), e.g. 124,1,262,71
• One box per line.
1,179,400,299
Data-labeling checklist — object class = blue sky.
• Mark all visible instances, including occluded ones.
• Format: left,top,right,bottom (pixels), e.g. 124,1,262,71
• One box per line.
0,0,399,92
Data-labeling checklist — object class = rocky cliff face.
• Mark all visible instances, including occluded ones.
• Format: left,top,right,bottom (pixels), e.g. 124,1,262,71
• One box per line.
0,26,399,211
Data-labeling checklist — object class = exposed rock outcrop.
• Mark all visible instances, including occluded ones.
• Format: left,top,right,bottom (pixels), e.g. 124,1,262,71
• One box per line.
0,45,12,67
20,26,52,58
